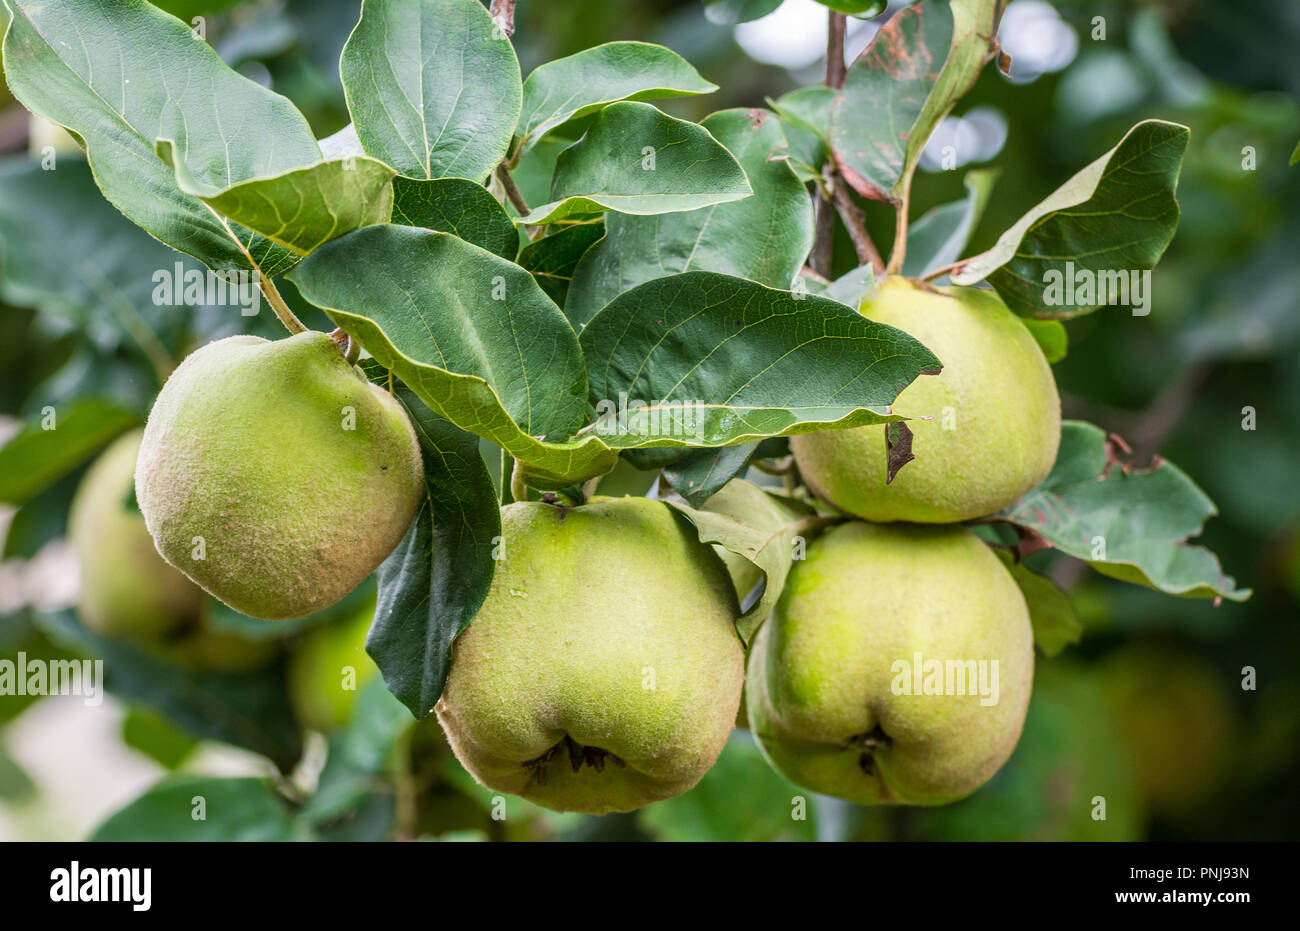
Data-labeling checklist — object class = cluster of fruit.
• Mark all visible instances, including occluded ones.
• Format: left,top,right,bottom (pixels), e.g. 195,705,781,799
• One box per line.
71,267,1060,816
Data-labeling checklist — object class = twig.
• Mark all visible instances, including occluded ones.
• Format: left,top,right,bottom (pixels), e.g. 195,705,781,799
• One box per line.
490,0,516,36
886,167,914,275
810,12,849,279
920,259,963,282
495,163,530,217
832,182,885,274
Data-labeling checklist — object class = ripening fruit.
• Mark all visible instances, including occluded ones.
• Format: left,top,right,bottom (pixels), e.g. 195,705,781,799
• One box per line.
747,521,1034,806
68,429,203,639
436,496,744,814
791,277,1060,522
288,596,380,731
135,332,423,620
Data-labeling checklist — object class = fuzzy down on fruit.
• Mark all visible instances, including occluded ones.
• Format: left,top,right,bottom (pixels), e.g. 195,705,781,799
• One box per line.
135,332,423,620
791,277,1060,522
747,521,1034,806
436,496,745,814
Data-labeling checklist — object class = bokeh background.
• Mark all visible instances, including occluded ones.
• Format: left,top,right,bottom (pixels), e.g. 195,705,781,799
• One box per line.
0,0,1297,841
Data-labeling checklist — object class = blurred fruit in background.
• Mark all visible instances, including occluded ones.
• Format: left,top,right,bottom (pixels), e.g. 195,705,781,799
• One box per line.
287,596,380,732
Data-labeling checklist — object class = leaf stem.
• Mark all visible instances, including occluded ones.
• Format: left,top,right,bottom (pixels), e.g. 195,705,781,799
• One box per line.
495,163,530,216
810,11,848,279
886,167,914,276
832,182,885,274
510,456,528,503
920,260,963,282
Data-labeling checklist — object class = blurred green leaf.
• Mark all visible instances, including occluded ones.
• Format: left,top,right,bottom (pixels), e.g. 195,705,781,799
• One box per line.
0,399,137,505
340,0,521,183
121,706,199,769
90,775,305,841
702,0,782,26
521,102,751,224
901,167,998,277
993,551,1082,657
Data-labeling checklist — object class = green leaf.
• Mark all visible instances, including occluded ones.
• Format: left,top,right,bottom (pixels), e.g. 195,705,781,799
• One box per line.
993,551,1083,657
768,86,835,182
1,0,318,275
520,102,752,224
703,0,783,25
816,1,887,14
662,443,758,508
998,421,1249,602
1290,137,1299,166
368,383,501,718
391,177,519,260
564,108,813,327
1021,316,1068,364
156,141,395,256
666,478,822,644
952,120,1189,318
516,41,717,155
121,706,199,770
90,775,304,841
824,264,876,309
579,272,941,452
516,221,605,305
289,224,616,487
0,399,138,505
901,167,998,277
340,0,521,183
37,611,303,771
830,0,957,202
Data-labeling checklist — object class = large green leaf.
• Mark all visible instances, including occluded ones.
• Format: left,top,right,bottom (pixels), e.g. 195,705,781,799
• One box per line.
0,399,138,505
951,120,1189,318
579,271,942,451
1,0,318,275
156,141,395,256
901,167,998,277
289,224,615,487
390,177,519,260
367,380,500,718
997,421,1249,601
521,102,752,224
564,108,813,327
703,0,783,25
830,0,956,202
90,775,304,841
340,0,521,183
516,41,716,156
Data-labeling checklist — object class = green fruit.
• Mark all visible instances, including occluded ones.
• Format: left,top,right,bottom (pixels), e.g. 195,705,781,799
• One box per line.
135,332,423,620
288,596,380,731
747,521,1034,806
436,496,744,814
156,617,281,673
1101,644,1234,815
69,429,203,639
791,277,1060,522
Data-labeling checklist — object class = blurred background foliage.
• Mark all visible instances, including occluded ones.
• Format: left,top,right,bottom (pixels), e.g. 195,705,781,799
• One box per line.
0,0,1297,841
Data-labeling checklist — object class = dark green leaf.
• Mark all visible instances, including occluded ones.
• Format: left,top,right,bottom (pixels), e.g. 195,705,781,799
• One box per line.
0,399,137,505
516,41,716,155
90,775,304,841
121,706,199,769
340,0,521,183
579,271,941,451
36,611,303,771
565,108,813,327
998,421,1249,601
662,443,758,507
516,221,605,305
368,385,500,718
521,102,752,224
391,177,519,260
952,121,1189,318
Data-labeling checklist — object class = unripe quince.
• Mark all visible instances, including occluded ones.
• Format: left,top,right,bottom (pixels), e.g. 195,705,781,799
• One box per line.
135,332,423,620
791,277,1060,522
436,496,744,814
747,521,1034,806
69,429,203,639
288,596,380,731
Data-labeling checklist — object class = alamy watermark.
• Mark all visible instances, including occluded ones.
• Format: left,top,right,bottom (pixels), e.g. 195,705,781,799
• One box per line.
889,652,1000,706
587,391,708,439
0,652,103,706
1042,261,1151,316
152,262,261,316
